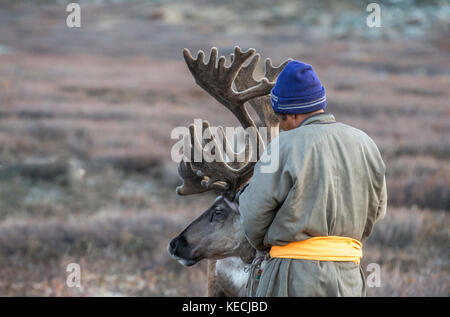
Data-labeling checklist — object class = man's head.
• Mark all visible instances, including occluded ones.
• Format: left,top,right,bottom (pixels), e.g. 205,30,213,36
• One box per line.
271,60,326,131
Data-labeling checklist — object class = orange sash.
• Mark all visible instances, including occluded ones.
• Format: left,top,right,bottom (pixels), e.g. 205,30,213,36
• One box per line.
270,236,363,264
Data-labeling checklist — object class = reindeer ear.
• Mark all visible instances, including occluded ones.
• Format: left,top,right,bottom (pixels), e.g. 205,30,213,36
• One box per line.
223,196,239,213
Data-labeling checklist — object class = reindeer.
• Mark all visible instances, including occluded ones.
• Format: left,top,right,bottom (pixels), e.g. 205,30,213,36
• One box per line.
167,46,290,296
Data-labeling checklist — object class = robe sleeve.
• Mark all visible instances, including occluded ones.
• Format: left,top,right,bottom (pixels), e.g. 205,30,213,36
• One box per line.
362,173,388,241
376,175,387,222
238,140,294,250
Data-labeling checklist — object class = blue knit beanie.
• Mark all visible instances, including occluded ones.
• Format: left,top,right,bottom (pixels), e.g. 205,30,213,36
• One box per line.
271,60,326,114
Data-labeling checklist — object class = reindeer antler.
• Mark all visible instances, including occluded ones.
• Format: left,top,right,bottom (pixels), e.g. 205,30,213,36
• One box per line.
176,46,290,197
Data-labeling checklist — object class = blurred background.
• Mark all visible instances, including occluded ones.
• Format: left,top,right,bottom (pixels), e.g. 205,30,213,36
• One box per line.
0,0,449,296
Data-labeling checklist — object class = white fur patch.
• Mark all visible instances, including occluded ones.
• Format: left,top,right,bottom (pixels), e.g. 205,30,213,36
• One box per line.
215,257,250,292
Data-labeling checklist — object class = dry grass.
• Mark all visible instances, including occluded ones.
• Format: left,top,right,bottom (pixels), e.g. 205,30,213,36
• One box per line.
0,206,209,296
0,167,214,296
364,208,449,296
0,0,449,296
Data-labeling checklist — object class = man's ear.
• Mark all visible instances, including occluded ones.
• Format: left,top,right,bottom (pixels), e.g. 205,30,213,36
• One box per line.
287,114,296,121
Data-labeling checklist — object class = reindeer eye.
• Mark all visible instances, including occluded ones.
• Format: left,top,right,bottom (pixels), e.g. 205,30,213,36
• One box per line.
209,206,225,222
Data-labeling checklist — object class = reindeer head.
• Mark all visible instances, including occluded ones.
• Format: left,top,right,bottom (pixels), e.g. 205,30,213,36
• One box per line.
168,46,290,266
168,195,255,266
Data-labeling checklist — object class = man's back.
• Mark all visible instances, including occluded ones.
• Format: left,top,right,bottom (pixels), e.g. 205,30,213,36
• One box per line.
272,113,387,242
239,112,387,296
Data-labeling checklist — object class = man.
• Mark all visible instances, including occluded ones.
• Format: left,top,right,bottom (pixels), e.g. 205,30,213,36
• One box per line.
238,61,387,297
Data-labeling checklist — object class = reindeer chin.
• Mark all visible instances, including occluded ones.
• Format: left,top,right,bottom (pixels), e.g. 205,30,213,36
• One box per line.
172,254,201,267
178,258,199,267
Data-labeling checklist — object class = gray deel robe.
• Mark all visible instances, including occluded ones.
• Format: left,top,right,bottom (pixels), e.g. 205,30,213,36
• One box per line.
239,112,387,297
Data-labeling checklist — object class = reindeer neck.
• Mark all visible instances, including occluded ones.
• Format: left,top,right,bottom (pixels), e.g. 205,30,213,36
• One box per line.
235,236,257,264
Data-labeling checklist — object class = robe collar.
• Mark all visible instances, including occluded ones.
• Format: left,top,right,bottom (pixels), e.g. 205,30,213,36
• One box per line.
298,112,336,128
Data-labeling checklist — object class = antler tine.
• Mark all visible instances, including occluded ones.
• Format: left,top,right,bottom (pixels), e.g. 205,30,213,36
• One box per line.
216,125,250,166
176,161,208,195
206,47,218,70
176,123,207,196
230,52,259,86
200,119,251,165
201,120,226,163
265,57,292,81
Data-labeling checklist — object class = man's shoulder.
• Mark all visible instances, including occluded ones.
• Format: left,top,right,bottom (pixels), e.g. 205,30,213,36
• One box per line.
334,122,379,145
279,120,379,150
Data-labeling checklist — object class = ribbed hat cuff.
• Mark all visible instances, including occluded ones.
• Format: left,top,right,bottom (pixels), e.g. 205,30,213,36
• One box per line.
272,99,327,114
271,88,327,114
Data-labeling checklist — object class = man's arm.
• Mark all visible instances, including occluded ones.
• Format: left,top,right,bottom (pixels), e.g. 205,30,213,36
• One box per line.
238,145,293,250
362,172,388,241
376,175,387,222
